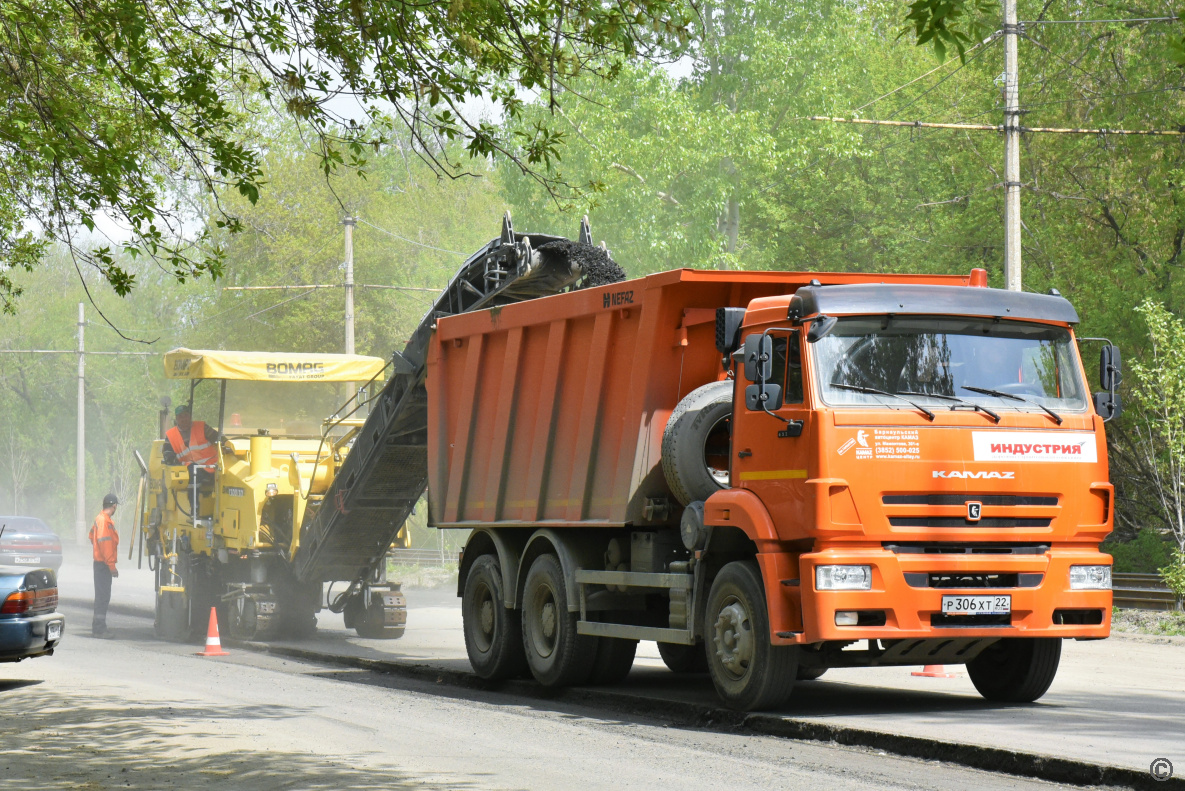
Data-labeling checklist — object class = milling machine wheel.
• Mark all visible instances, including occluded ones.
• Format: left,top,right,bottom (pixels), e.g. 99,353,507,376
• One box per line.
227,595,279,641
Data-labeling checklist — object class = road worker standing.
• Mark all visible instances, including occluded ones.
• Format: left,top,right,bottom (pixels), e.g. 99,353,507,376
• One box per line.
88,493,120,638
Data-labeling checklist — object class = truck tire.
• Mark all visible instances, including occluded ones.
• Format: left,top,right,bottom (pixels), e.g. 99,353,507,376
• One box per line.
587,637,637,685
662,381,733,506
657,641,709,674
704,561,798,711
463,554,527,680
521,553,598,687
966,638,1061,703
797,666,827,681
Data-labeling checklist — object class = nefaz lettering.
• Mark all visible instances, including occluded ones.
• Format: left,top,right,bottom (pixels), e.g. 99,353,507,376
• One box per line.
603,290,634,309
267,362,325,376
933,470,1016,479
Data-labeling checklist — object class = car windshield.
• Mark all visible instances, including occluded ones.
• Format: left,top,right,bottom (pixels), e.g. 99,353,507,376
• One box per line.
811,316,1088,413
192,380,354,438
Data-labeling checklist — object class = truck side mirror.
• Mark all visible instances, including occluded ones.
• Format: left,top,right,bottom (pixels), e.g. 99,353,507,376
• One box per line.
1094,391,1122,422
1099,345,1122,390
743,334,772,382
746,383,783,411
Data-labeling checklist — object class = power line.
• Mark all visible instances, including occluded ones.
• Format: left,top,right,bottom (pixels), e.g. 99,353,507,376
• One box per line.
1021,16,1178,24
356,218,468,256
888,38,999,121
809,116,1185,135
852,35,997,114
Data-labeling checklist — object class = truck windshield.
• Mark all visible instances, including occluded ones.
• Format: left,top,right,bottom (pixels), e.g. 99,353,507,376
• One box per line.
812,316,1088,413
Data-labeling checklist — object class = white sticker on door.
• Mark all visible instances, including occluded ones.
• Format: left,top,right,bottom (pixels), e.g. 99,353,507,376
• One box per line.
971,432,1097,463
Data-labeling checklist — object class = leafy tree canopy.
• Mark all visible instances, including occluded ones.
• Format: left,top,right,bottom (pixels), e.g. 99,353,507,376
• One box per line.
0,0,690,313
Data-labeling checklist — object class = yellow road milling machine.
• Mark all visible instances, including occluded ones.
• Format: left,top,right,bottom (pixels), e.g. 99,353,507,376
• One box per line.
134,349,411,641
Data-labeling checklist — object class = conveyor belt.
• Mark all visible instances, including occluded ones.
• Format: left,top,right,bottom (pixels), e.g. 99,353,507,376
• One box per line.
292,214,607,583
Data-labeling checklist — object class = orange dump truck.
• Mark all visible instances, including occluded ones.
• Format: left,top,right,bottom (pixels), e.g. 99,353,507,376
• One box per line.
428,267,1120,711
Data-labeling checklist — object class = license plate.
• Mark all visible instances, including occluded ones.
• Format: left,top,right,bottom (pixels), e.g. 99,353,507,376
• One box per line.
941,595,1011,614
14,556,40,565
46,621,62,640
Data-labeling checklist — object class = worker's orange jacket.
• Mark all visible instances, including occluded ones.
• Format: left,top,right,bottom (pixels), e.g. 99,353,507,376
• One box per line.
166,421,219,472
89,511,118,572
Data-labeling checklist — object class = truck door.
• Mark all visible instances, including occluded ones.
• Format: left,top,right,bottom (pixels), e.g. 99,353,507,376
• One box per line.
733,329,812,536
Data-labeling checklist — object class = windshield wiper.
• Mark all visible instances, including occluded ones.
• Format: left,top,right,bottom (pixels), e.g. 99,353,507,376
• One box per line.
897,390,1000,423
961,386,1063,425
831,383,935,421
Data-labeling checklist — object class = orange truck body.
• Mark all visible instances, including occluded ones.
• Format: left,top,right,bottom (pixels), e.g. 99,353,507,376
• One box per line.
428,267,1112,707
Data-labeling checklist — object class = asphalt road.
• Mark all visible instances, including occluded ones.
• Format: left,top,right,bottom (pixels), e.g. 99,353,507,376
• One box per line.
51,551,1184,785
3,605,1119,791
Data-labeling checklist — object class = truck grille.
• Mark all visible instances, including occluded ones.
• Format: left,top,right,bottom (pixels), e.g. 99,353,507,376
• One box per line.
885,542,1049,555
888,516,1052,528
904,572,1043,589
883,494,1058,506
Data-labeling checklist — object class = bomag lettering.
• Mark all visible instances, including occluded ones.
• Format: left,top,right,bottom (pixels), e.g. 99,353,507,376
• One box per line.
266,362,326,377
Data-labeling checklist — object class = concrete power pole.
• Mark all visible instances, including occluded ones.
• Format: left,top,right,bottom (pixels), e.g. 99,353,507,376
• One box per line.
1003,0,1022,292
343,216,356,356
75,302,86,546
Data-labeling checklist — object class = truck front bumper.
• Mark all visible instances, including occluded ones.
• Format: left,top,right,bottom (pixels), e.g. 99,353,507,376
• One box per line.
768,546,1111,644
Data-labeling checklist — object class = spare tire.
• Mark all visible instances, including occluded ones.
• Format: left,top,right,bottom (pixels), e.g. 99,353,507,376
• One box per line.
662,380,734,506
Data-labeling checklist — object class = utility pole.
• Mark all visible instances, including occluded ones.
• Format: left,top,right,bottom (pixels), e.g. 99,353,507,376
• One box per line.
75,302,86,546
1003,0,1022,292
343,216,356,356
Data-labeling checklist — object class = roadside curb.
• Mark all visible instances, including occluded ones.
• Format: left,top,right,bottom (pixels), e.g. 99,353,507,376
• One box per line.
240,641,1183,791
61,597,1182,790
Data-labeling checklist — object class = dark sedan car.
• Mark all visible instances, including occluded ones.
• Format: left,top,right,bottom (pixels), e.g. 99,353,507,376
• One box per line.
0,566,63,662
0,517,63,571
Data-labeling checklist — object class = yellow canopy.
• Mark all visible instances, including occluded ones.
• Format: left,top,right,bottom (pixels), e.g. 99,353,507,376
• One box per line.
164,348,386,382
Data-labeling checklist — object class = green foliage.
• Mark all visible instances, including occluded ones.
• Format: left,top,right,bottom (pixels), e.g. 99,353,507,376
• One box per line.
1161,548,1185,600
0,0,690,307
1104,527,1174,573
902,0,995,62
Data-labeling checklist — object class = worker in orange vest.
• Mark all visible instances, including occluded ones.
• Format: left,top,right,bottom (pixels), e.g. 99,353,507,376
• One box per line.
88,493,119,638
164,404,232,516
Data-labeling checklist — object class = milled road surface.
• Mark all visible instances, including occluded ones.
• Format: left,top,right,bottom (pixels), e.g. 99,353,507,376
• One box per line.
4,606,1117,791
51,551,1184,785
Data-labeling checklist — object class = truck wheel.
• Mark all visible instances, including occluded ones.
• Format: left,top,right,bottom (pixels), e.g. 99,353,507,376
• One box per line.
587,637,637,685
521,553,598,687
966,638,1061,703
662,381,733,506
657,641,708,674
797,666,827,681
705,561,798,711
463,554,526,680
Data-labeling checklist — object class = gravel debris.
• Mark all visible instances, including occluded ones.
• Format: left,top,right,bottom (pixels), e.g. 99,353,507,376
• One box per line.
537,239,627,287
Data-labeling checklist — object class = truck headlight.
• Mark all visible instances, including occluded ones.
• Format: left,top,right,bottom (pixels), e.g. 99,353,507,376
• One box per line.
816,565,872,591
1069,565,1111,590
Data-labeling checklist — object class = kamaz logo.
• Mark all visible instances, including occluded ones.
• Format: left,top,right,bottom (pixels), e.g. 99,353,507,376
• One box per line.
932,470,1016,479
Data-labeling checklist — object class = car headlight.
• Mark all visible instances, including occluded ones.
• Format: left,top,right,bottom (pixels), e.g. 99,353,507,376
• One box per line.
1069,565,1111,590
815,565,872,591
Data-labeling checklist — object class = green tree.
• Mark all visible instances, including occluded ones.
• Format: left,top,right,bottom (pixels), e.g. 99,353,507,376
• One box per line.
501,0,867,273
1124,300,1185,559
0,0,690,309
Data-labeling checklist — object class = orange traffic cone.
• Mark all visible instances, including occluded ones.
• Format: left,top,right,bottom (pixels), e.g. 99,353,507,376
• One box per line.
913,664,957,678
196,607,229,657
